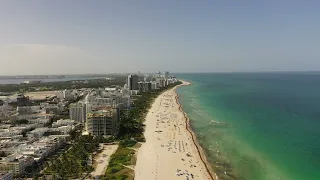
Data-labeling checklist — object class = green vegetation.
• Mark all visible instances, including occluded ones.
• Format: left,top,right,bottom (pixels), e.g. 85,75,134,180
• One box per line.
102,140,136,180
39,81,181,179
0,77,126,93
14,119,29,124
119,139,137,147
43,135,99,179
0,151,6,157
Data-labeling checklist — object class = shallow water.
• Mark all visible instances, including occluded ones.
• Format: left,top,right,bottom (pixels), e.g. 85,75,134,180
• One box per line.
177,73,320,180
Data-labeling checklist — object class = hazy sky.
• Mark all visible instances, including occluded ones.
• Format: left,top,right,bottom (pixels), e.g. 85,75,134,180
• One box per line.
1,1,320,75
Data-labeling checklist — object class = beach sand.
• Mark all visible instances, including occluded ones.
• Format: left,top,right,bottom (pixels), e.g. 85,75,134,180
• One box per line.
91,144,118,178
135,81,216,180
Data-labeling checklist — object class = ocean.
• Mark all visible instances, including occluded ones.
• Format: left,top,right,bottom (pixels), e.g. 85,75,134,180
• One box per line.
176,73,320,180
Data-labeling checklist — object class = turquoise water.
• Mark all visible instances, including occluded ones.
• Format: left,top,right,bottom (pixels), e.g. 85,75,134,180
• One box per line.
176,73,320,180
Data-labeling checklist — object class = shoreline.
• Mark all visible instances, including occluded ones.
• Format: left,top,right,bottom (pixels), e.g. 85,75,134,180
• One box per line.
135,80,216,180
173,81,218,180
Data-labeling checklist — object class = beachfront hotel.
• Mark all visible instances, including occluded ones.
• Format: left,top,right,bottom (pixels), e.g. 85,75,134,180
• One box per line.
138,81,152,92
86,108,119,136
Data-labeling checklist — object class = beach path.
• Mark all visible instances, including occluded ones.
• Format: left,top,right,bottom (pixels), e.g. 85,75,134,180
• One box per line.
91,144,118,178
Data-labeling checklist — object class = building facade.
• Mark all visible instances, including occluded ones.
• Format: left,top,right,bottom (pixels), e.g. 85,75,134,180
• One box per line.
138,82,152,92
69,103,86,123
86,109,119,136
151,81,158,90
0,160,24,175
163,71,169,79
126,75,138,90
86,96,130,109
156,78,165,88
0,172,13,180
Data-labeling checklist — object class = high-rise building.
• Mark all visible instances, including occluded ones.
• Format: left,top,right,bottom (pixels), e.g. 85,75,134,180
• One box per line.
156,78,165,88
138,82,152,92
0,172,13,180
151,81,158,90
69,103,86,123
163,71,169,79
86,108,119,136
126,75,138,90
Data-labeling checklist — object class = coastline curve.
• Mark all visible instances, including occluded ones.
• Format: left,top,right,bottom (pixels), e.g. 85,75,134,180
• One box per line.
174,81,218,180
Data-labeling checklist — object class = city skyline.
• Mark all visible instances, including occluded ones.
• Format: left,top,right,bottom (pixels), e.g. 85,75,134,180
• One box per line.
1,1,320,75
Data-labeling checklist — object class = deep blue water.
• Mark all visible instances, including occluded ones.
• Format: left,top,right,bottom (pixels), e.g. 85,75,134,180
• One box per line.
176,73,320,180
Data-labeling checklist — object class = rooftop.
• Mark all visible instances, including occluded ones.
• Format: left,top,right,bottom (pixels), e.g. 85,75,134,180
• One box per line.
87,109,116,118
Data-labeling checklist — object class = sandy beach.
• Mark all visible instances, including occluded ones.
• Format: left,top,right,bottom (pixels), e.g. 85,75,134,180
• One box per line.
135,81,216,180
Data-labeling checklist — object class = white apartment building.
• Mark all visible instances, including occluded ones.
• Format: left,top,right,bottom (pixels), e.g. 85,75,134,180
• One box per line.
151,81,158,90
69,103,86,123
52,119,75,128
16,106,41,114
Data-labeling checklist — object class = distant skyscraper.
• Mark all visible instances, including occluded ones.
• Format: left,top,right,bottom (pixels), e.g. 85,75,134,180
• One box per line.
163,71,169,79
70,103,86,123
126,75,138,90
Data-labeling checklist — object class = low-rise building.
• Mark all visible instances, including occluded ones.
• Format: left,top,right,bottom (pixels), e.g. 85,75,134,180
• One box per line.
0,158,24,175
52,119,75,128
0,172,13,180
13,113,52,121
28,128,49,137
28,118,50,125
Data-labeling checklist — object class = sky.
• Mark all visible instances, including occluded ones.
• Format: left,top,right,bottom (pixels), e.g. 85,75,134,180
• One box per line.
0,1,320,75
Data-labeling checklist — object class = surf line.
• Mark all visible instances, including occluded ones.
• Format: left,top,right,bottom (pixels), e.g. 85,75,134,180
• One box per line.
173,84,217,180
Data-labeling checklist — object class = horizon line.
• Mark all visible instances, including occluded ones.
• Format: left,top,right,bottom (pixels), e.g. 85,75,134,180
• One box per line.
1,70,320,77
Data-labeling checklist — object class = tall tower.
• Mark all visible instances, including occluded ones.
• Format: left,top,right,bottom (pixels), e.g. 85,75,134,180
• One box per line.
126,75,138,90
163,71,169,79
